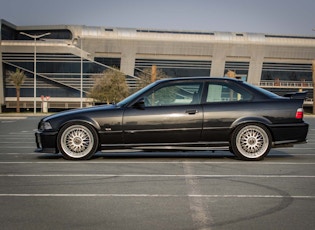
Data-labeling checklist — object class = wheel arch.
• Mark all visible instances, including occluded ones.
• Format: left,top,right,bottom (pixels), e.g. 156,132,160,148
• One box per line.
229,116,274,142
58,117,101,132
57,118,101,151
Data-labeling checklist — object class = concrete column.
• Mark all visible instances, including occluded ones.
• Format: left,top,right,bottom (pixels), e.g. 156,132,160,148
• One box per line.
0,38,3,113
248,58,263,85
210,44,226,77
120,42,136,76
248,47,264,85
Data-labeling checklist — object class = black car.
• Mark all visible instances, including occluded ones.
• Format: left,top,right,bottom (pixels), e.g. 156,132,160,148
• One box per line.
35,77,309,161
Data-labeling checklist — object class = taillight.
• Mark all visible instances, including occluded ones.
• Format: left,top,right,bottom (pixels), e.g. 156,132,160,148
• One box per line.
295,108,304,119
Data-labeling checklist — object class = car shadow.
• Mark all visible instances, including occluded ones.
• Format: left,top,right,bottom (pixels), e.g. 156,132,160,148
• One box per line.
267,149,295,159
37,154,64,160
96,150,236,160
36,149,293,161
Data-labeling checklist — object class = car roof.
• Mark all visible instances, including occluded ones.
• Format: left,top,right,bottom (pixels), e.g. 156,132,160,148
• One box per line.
156,76,280,99
158,76,240,82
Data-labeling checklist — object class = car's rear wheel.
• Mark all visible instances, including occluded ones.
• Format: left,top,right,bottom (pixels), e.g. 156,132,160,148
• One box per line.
57,123,99,160
231,124,271,161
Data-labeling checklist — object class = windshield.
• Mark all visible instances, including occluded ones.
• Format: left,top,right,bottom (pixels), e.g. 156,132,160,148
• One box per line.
116,81,160,107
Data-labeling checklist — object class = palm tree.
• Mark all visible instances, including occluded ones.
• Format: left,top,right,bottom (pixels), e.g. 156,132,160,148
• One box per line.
7,68,26,112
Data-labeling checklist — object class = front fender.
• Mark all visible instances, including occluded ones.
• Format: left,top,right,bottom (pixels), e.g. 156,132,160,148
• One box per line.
58,116,101,132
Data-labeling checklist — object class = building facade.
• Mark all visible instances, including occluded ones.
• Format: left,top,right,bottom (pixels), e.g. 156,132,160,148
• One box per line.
1,19,315,111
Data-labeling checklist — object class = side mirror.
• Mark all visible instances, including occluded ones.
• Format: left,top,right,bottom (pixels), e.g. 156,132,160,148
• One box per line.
133,99,145,110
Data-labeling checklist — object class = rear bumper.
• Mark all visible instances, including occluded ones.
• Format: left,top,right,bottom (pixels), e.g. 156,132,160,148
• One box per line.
270,122,309,145
35,130,58,153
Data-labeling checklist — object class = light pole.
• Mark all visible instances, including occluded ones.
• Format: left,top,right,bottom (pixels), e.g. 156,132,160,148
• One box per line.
20,32,50,114
72,37,84,108
313,60,315,114
313,29,315,114
79,37,83,108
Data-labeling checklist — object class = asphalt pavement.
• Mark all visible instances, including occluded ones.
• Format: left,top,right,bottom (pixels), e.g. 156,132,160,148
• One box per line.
0,114,314,230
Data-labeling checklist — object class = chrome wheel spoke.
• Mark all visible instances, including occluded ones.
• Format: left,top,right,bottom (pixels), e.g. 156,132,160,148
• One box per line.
236,125,270,159
60,125,94,158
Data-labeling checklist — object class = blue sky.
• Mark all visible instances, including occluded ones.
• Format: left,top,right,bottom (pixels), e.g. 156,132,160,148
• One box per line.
1,0,315,35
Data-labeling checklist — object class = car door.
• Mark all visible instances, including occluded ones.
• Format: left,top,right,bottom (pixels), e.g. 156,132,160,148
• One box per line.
122,81,203,144
201,81,253,142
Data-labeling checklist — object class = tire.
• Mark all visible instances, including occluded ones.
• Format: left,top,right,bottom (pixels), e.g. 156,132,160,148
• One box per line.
231,124,271,161
57,123,99,160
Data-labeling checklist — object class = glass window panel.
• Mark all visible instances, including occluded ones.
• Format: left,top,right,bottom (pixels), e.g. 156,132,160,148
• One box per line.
261,62,312,81
206,83,252,103
135,59,211,77
144,82,202,106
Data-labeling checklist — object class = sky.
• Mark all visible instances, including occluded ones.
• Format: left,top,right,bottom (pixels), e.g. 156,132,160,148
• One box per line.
1,0,315,36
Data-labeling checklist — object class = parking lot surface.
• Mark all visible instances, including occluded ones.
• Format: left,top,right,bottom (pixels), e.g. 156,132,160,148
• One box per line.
0,115,314,230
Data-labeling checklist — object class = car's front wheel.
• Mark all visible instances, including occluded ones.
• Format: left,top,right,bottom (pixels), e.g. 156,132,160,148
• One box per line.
231,124,271,161
57,123,99,160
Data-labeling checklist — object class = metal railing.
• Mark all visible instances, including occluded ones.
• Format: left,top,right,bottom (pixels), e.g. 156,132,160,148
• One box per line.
259,80,313,88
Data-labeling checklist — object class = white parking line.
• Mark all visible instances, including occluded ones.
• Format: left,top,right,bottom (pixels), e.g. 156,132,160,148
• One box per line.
0,142,34,144
0,117,27,120
0,135,34,137
279,147,315,150
0,194,314,199
8,132,33,135
183,162,213,229
0,138,34,140
0,174,314,178
1,147,35,148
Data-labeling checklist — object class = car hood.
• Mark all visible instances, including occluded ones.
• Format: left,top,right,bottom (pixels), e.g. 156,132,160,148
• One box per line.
43,104,117,121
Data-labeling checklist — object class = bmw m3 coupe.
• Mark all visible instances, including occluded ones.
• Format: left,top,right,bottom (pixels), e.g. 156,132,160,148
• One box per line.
35,77,309,160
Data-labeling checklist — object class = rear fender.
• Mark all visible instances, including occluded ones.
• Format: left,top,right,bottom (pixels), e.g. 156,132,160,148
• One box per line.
231,116,272,129
230,117,273,139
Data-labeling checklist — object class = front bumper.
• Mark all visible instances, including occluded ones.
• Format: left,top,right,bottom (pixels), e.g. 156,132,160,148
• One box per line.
35,130,59,153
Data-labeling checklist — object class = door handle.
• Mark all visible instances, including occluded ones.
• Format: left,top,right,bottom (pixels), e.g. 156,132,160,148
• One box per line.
185,109,198,115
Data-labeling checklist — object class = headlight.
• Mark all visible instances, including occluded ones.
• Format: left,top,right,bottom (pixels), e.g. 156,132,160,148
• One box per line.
40,121,53,130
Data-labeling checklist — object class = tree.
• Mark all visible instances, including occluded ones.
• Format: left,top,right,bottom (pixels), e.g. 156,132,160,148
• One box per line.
88,68,129,104
7,68,26,112
135,67,169,89
225,69,236,78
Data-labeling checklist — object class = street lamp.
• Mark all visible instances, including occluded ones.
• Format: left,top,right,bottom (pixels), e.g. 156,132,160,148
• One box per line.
20,32,50,114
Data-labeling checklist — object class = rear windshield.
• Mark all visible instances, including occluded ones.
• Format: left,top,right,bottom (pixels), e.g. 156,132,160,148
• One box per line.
243,81,281,98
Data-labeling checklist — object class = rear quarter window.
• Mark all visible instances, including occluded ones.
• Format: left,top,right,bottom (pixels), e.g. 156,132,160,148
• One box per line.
206,82,253,103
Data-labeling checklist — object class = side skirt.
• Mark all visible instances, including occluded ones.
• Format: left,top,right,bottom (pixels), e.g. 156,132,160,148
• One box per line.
101,142,230,151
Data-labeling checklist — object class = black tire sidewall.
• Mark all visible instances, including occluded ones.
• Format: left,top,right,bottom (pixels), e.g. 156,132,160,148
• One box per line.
57,122,99,160
231,123,271,161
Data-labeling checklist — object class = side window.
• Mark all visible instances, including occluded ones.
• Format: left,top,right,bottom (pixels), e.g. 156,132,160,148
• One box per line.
145,82,202,107
206,83,252,103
